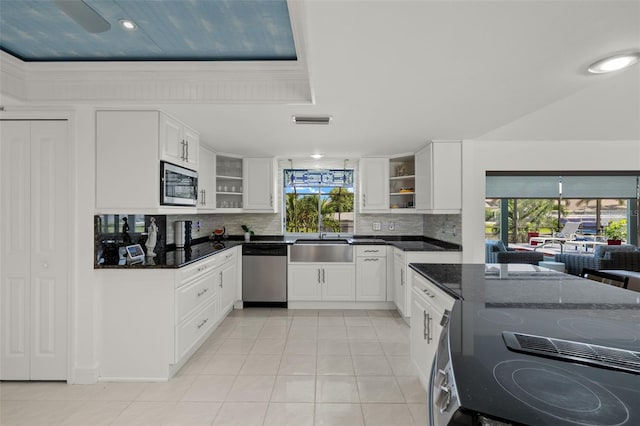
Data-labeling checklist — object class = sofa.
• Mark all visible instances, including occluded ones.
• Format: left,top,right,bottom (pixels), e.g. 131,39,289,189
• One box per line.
555,244,638,275
485,240,544,265
599,251,640,272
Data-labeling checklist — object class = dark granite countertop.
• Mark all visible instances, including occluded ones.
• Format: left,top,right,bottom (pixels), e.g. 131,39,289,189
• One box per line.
95,235,460,269
409,263,640,426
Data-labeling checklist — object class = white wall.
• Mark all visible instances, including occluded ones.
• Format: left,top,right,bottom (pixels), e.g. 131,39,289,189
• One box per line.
461,139,640,263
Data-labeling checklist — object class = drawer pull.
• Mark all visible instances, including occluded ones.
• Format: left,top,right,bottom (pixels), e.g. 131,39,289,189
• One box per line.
197,288,208,297
364,249,379,253
197,318,208,329
364,258,380,262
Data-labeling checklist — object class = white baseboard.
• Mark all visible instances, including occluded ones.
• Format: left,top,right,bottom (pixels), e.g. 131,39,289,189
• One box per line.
71,365,99,384
287,301,396,310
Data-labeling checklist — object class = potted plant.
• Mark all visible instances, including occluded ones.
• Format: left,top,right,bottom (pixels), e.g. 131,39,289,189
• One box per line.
241,224,254,242
604,219,627,245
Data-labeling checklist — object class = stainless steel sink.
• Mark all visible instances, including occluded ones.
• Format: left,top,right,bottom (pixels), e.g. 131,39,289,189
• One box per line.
294,239,350,245
290,240,353,262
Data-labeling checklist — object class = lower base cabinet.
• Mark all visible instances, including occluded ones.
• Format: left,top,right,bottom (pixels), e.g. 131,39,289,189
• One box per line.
99,246,239,381
288,264,355,301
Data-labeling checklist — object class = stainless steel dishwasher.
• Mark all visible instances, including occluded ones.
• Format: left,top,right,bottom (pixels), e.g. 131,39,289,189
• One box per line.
242,244,287,307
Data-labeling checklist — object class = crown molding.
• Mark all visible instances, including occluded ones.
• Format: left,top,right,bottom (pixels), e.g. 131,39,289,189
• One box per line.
0,2,311,104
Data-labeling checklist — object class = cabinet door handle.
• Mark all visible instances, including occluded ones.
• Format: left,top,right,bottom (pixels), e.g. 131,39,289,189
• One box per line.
317,268,321,284
219,271,223,288
423,310,428,340
364,258,379,262
197,318,208,329
180,140,186,161
426,313,432,343
363,193,366,207
322,268,326,283
400,269,404,286
364,249,378,253
185,140,189,161
270,194,273,207
203,189,206,206
197,288,208,297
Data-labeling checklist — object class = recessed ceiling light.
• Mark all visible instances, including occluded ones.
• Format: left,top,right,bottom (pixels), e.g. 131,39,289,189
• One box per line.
588,51,640,74
292,115,332,125
310,154,324,159
119,19,137,31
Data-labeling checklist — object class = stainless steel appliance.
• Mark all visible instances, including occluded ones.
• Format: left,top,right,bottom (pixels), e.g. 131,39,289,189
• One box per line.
242,244,287,307
173,220,192,248
160,161,198,206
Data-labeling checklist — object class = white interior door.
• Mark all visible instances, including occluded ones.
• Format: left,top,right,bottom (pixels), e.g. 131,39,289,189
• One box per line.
1,120,69,380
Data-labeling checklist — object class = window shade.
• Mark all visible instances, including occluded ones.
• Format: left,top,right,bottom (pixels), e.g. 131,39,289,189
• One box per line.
485,175,560,198
562,176,639,198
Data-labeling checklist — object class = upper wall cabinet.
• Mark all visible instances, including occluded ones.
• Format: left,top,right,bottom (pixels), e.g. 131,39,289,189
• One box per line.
359,157,389,212
159,114,199,170
96,110,198,213
243,157,278,212
415,141,461,213
198,145,216,212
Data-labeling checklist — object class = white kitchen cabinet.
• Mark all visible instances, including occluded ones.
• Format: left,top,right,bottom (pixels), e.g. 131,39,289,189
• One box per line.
0,120,69,380
392,248,462,319
96,110,199,212
356,246,387,301
410,270,455,390
243,157,277,212
389,155,416,211
198,145,216,211
359,157,389,212
288,264,355,301
415,141,461,213
159,113,199,169
99,247,239,380
216,154,243,210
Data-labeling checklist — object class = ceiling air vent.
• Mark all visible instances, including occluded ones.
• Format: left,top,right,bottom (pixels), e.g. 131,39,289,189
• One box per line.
292,116,332,125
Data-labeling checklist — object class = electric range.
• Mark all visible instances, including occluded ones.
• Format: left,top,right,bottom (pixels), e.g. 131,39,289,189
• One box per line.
410,263,640,426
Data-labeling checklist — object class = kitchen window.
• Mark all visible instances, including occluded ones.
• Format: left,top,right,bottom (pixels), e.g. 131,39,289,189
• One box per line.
284,169,354,236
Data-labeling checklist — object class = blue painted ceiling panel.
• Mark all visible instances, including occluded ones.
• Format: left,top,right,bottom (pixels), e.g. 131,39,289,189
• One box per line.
0,0,297,61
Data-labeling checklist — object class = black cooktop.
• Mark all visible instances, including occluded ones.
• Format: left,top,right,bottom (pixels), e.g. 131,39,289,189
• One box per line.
410,263,640,426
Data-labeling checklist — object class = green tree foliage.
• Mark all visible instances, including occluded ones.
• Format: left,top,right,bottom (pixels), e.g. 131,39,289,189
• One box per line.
507,199,562,243
286,187,354,233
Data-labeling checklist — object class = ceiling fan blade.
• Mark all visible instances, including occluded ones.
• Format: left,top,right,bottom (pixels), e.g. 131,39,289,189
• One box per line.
54,0,111,33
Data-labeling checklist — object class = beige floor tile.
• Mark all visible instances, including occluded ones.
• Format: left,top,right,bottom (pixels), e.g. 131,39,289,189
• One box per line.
284,339,317,355
387,355,419,377
110,401,175,426
202,354,247,375
316,376,360,403
88,382,147,401
181,375,235,402
344,316,372,326
213,402,268,425
352,356,393,376
375,326,410,342
239,354,281,375
217,338,256,355
264,317,292,326
249,339,286,355
264,402,315,426
60,400,129,425
366,310,394,317
292,310,319,317
278,354,317,375
179,354,213,375
346,326,378,340
288,325,318,340
317,339,351,355
0,382,79,401
162,401,221,426
343,310,369,317
318,326,348,339
317,355,355,375
395,377,427,403
258,325,289,339
318,316,346,326
315,403,364,426
291,316,319,326
317,309,346,317
270,376,316,403
408,403,428,425
136,375,196,402
357,377,404,403
38,383,103,401
225,375,275,402
362,403,416,426
1,400,84,426
349,340,384,355
380,340,410,356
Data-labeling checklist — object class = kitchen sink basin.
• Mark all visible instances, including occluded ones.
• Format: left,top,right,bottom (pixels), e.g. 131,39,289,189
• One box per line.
294,239,350,244
290,240,353,262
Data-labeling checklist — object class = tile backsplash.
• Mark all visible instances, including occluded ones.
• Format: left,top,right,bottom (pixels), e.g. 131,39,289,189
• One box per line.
423,214,462,245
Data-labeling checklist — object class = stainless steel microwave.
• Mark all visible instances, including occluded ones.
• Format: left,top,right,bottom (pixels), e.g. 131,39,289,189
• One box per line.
160,161,198,206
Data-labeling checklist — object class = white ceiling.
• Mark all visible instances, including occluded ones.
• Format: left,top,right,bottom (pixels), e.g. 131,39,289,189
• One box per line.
3,1,640,158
